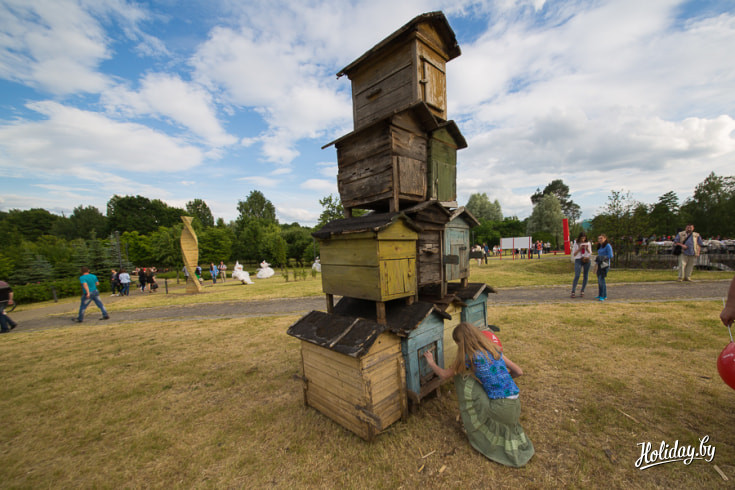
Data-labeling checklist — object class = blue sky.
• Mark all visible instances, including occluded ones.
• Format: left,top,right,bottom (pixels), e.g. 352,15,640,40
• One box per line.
1,0,734,226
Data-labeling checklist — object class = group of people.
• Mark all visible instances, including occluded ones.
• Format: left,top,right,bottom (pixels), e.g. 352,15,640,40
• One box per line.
570,232,613,301
570,223,711,300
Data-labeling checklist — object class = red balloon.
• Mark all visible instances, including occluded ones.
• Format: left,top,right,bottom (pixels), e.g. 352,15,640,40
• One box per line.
482,330,503,350
717,342,735,390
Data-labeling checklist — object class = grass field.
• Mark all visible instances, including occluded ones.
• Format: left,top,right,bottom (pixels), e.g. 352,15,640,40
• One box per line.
1,259,733,487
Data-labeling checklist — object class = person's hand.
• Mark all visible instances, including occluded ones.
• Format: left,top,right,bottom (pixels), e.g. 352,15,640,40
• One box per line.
721,305,735,327
423,350,434,364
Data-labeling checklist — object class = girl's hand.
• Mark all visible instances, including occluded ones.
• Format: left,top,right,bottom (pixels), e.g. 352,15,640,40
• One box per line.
423,351,434,364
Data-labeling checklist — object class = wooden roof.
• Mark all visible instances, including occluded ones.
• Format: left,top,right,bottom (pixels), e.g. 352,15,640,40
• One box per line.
401,200,452,220
312,211,422,239
447,282,495,301
337,11,461,78
419,282,496,307
435,120,467,149
448,206,480,228
287,311,392,358
322,101,439,149
334,297,450,337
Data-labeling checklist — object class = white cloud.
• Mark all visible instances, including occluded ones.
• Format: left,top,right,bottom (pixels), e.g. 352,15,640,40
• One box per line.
103,73,237,147
0,0,155,95
238,176,279,187
0,101,204,174
300,178,336,193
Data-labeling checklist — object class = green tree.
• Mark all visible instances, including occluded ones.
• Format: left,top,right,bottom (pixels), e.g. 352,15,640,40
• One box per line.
465,193,503,222
1,208,60,241
590,190,647,241
199,226,235,264
148,226,183,268
648,191,681,236
185,199,215,228
237,190,277,225
261,228,288,267
281,223,314,264
316,194,365,229
120,231,153,266
56,205,108,239
531,179,581,223
526,194,564,247
680,172,735,238
107,195,185,234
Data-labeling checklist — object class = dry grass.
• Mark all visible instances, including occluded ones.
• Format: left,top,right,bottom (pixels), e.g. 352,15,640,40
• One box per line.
2,300,733,487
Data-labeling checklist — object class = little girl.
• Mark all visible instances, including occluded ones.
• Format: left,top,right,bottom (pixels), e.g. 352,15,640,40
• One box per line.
424,322,534,467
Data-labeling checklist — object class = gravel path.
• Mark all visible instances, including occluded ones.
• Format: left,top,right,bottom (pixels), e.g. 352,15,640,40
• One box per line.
6,279,731,333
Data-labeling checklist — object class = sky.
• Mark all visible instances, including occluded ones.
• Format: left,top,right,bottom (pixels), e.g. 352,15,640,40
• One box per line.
0,0,734,227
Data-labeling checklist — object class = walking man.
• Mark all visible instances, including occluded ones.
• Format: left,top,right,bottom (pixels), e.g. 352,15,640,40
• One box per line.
0,280,15,333
73,266,110,323
676,224,705,282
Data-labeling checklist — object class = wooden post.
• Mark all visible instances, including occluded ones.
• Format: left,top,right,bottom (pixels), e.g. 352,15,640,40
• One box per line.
376,301,387,325
326,294,334,313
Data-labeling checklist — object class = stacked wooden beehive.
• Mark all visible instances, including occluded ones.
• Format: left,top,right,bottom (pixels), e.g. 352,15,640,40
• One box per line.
287,11,493,440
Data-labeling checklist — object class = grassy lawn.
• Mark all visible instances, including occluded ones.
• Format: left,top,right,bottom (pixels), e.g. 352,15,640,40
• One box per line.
1,300,733,487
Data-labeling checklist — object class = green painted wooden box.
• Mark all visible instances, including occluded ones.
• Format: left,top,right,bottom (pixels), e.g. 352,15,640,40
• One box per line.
427,122,466,206
313,213,421,302
444,207,479,283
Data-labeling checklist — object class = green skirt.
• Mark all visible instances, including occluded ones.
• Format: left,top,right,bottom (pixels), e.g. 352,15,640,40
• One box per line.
454,374,534,467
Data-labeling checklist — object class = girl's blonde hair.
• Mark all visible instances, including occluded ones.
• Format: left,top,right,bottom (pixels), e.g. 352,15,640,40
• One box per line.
451,322,502,376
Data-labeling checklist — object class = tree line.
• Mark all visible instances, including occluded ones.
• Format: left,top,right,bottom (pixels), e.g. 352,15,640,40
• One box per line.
466,172,734,249
1,171,732,288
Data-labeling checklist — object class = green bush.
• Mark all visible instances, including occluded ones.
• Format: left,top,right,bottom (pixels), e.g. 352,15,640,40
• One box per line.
12,276,110,304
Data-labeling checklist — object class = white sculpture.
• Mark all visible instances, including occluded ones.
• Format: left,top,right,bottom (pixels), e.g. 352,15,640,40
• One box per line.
232,261,254,284
256,260,275,279
312,257,321,272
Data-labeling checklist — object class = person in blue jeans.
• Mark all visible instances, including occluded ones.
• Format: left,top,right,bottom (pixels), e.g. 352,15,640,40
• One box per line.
570,232,592,298
595,234,614,301
73,266,110,322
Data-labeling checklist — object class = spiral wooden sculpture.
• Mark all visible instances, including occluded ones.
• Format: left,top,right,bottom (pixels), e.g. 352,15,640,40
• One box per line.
180,216,202,293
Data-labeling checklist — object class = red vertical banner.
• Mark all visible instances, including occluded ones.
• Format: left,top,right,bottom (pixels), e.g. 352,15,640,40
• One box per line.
563,218,571,254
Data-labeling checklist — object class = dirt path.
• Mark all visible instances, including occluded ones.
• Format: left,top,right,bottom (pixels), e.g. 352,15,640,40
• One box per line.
6,280,731,333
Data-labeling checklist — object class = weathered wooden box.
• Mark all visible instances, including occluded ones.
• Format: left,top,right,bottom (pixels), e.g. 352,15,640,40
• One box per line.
313,212,420,302
287,310,407,441
444,207,479,284
337,11,460,130
418,282,495,366
327,103,431,213
402,201,451,292
335,297,450,405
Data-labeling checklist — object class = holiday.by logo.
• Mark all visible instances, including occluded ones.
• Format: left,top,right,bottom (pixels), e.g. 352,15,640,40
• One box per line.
635,436,716,470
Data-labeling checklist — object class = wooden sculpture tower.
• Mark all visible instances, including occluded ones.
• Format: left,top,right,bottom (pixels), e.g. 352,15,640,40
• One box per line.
288,11,490,440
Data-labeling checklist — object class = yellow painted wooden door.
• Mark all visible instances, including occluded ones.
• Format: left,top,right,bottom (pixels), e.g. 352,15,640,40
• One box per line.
379,258,416,298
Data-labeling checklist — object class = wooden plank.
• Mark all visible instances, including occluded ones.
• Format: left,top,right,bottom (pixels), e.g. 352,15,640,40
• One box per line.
397,156,427,198
391,125,427,161
377,239,416,259
303,359,366,402
339,170,393,207
321,239,379,267
338,152,393,185
337,130,391,168
306,384,371,440
354,71,414,128
321,265,381,300
301,342,361,371
375,220,418,241
350,42,413,92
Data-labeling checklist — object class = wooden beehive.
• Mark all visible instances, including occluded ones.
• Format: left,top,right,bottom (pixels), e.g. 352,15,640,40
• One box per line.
334,297,451,406
337,11,460,130
444,207,479,285
313,212,420,304
326,103,435,214
286,310,407,441
402,201,451,293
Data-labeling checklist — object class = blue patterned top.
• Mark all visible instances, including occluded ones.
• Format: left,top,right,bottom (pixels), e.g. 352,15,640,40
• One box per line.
469,351,519,399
